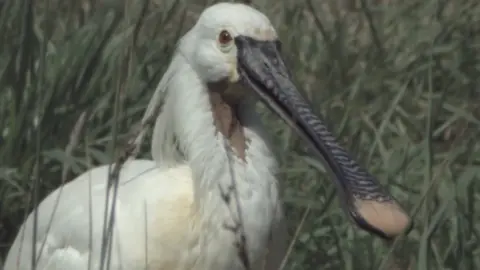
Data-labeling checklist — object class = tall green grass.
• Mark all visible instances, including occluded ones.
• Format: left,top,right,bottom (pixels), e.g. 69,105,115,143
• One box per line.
1,0,480,269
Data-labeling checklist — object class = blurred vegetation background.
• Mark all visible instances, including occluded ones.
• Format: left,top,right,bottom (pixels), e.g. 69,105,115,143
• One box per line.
0,0,480,269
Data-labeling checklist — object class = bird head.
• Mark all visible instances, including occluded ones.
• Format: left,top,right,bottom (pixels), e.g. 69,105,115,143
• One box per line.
167,3,413,240
179,3,277,86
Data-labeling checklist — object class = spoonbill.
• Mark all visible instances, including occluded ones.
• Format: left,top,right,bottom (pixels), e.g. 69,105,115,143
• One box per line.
4,2,411,270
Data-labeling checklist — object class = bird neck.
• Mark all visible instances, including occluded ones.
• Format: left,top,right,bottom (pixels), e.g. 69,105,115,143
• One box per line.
151,55,278,213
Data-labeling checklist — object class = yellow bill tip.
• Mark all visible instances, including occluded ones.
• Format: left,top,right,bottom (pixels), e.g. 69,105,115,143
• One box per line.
355,199,412,238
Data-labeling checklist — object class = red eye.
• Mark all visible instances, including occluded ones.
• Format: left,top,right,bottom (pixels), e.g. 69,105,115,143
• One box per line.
218,30,233,45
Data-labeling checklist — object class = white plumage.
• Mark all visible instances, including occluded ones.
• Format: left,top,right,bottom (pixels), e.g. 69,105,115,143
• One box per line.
5,3,287,270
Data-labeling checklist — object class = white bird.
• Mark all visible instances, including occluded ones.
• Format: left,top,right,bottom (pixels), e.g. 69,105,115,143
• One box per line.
4,3,412,270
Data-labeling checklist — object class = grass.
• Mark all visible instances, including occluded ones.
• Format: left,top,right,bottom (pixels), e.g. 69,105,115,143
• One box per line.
1,0,480,269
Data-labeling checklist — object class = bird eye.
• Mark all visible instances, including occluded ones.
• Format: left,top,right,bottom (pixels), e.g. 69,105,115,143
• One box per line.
218,30,233,45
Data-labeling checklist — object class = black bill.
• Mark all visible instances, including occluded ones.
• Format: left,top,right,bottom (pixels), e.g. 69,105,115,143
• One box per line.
235,35,412,239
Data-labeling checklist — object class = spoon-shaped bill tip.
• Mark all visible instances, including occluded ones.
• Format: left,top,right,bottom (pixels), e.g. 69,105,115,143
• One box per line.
354,199,412,239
